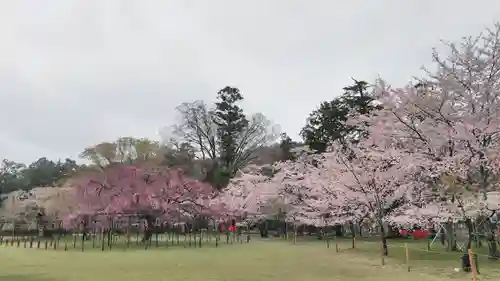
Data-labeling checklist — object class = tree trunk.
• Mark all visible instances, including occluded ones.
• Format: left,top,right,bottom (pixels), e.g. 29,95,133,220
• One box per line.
349,222,356,248
298,224,304,236
142,216,155,243
334,224,343,237
440,226,446,246
444,222,457,251
349,222,355,237
293,224,297,244
379,221,388,256
80,220,89,241
461,218,474,271
486,230,500,259
358,222,363,237
259,220,269,238
464,218,473,251
473,223,480,248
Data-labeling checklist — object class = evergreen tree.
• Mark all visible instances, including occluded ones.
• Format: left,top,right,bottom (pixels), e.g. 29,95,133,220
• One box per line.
300,79,380,152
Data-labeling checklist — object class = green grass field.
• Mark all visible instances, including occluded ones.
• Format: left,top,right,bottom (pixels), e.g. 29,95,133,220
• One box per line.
1,236,500,281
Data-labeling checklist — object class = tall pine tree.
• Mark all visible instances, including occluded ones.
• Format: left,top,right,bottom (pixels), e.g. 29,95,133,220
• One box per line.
300,79,380,153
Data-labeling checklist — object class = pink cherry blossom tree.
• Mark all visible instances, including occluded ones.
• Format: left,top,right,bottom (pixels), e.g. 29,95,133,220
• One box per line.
218,165,277,220
389,189,500,253
224,141,429,251
219,164,290,237
326,141,430,255
368,23,500,253
63,163,221,241
249,137,429,252
274,154,344,238
220,162,325,239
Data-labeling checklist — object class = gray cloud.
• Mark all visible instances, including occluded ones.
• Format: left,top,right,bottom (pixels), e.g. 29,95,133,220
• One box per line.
1,0,500,163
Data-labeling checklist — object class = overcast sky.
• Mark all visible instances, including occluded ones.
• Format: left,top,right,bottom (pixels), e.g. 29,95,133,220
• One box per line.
1,0,500,164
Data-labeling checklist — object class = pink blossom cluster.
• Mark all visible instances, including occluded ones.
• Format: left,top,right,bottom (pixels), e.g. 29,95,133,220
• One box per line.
62,163,224,228
221,24,500,228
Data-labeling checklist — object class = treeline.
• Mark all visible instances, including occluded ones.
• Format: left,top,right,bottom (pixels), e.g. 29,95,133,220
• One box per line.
0,158,80,194
1,79,375,198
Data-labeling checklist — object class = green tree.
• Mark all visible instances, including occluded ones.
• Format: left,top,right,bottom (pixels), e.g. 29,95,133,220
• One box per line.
24,157,60,187
0,160,28,194
278,133,297,162
23,157,79,187
213,87,249,173
168,86,279,189
300,79,380,153
79,137,160,167
160,141,198,177
0,157,80,209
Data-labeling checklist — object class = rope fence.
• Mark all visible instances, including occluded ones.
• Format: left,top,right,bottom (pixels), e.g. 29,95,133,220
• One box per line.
0,228,257,252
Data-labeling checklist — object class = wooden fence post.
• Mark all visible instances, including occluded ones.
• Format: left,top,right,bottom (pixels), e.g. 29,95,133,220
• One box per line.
405,243,410,272
468,249,478,281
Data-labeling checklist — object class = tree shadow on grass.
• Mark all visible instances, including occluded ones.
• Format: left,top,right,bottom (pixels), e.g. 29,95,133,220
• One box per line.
0,275,54,281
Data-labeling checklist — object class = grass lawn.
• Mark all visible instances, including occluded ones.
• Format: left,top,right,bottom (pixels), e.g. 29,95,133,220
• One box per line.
1,237,500,281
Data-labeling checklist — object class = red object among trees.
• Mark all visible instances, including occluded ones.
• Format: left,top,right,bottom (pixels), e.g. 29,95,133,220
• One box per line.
412,230,429,240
